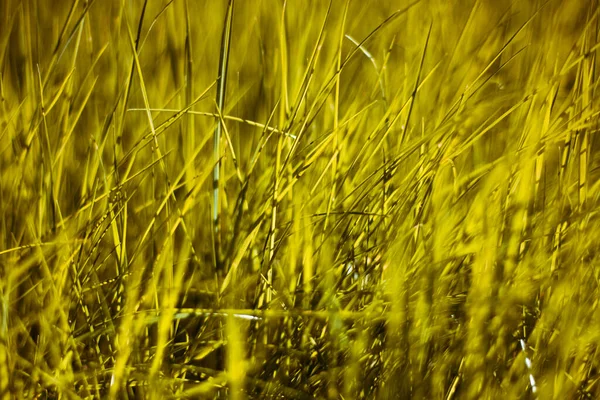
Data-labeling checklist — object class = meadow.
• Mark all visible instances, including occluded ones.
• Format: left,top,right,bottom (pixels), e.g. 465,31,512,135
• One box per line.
1,0,599,398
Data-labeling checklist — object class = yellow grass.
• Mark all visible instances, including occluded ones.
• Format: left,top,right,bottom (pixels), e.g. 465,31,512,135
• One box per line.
1,0,599,398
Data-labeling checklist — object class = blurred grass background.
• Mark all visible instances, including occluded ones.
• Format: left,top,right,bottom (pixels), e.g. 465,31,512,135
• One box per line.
1,0,599,398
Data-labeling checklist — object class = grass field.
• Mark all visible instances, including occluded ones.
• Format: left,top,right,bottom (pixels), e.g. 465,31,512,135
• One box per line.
1,0,600,398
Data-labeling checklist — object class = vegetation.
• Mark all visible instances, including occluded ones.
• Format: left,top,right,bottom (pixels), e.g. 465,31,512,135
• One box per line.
1,0,599,398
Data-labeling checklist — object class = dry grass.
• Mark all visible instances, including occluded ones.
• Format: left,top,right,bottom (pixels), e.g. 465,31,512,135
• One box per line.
1,0,600,398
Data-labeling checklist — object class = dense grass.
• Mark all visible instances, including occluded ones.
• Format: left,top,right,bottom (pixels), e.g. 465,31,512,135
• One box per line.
1,0,600,398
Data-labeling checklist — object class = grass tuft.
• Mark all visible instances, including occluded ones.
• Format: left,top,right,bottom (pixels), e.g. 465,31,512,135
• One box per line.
1,0,600,399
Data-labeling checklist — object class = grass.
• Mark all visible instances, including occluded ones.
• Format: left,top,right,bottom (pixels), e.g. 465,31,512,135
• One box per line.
1,0,600,398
